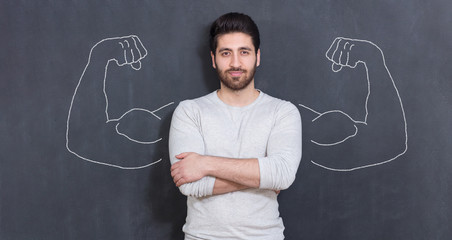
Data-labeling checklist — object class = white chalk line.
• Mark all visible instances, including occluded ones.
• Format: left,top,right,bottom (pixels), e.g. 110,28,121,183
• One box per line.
309,109,359,146
311,125,358,146
298,103,321,116
301,37,408,171
111,103,175,145
66,35,172,169
311,148,407,172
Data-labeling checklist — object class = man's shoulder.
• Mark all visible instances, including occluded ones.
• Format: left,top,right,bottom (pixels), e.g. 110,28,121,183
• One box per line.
258,93,301,127
175,91,216,113
260,92,298,112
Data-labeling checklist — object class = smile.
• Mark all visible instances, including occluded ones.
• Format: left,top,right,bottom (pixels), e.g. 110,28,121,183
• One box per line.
228,71,244,77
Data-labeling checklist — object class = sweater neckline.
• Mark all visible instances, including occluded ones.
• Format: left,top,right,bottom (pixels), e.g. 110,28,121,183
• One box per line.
210,89,264,111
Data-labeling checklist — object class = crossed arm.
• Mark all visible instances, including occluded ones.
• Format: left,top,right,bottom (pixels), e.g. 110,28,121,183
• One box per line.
171,153,260,195
168,101,302,197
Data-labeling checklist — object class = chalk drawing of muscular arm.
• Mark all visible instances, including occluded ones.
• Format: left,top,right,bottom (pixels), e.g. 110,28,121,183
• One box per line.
299,37,408,171
66,35,174,169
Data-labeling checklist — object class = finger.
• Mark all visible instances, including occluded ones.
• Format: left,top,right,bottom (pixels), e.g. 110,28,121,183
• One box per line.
176,177,185,187
347,43,361,68
173,174,180,184
121,38,136,64
170,162,179,171
128,43,143,71
344,51,350,67
122,39,131,61
331,62,343,72
131,61,141,70
115,44,126,66
122,38,131,48
130,36,142,61
175,177,181,185
132,36,148,59
332,40,344,65
130,47,140,63
325,37,341,60
176,153,188,159
340,44,349,66
119,49,129,66
124,48,134,64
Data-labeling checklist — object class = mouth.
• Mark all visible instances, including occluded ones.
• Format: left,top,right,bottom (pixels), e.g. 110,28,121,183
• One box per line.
229,71,243,77
227,69,245,77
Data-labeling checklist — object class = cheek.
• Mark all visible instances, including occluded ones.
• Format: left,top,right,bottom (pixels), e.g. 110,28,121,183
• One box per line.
245,58,258,68
214,59,228,71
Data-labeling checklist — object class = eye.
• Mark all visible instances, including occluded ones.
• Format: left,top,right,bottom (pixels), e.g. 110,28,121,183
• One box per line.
221,52,231,57
241,51,250,55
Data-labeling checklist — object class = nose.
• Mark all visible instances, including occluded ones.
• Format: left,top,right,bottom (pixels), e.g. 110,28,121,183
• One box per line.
229,53,241,68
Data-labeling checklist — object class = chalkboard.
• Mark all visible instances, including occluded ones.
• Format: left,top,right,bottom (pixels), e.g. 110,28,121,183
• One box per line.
1,0,451,239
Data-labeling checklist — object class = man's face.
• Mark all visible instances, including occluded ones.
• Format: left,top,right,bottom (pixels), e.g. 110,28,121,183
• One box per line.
211,32,260,91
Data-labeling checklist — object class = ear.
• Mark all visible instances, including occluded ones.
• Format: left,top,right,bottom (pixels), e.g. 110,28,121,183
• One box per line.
210,51,217,69
256,49,261,67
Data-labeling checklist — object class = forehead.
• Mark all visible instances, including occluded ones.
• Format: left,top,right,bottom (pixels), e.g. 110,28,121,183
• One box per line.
216,32,255,52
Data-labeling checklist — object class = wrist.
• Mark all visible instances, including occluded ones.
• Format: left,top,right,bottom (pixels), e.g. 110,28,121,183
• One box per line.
202,155,215,177
90,40,116,63
361,44,384,66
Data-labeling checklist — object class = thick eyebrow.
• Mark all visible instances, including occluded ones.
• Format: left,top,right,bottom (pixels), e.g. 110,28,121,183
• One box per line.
218,46,253,53
218,47,232,53
239,47,253,51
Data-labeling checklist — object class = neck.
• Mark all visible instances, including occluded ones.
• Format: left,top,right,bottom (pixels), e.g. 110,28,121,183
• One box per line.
217,81,260,107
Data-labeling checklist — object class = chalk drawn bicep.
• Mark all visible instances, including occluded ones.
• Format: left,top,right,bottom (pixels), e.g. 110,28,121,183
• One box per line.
311,110,359,146
301,36,408,171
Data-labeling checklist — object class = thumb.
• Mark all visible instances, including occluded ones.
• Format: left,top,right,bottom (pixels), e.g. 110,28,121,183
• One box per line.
176,152,189,159
131,61,142,70
331,62,343,72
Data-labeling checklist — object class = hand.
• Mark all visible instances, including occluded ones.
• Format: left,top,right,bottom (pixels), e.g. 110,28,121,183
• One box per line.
91,35,148,70
171,152,208,187
325,37,382,72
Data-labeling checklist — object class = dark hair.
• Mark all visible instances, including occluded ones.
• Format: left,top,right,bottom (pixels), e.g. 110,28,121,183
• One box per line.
209,12,260,55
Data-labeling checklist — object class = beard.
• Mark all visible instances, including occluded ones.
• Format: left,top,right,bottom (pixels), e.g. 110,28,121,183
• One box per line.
216,63,257,91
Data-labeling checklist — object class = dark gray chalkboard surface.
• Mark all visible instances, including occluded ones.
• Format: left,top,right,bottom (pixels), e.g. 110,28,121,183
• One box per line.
1,0,451,239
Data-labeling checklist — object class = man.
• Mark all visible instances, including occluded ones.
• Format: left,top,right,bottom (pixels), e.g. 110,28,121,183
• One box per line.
169,12,302,239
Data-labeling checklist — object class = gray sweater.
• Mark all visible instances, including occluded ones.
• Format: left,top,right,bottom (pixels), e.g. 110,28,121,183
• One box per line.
169,91,302,240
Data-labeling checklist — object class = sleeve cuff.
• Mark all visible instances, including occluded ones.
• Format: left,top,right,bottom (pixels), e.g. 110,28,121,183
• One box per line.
258,157,272,189
204,176,216,196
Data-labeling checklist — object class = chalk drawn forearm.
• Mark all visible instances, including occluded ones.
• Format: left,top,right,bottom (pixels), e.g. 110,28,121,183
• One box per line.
66,35,174,169
300,37,408,171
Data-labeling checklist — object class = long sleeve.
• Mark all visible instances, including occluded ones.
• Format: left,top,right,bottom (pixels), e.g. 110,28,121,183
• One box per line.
168,100,216,197
174,92,300,239
258,102,302,190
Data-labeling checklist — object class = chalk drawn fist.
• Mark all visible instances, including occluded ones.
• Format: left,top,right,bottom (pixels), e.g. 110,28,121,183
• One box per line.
91,35,148,70
326,37,382,72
